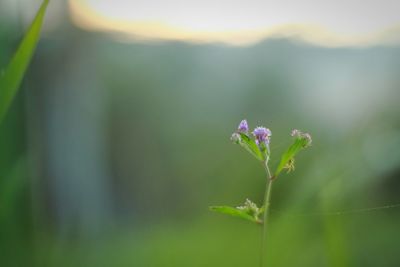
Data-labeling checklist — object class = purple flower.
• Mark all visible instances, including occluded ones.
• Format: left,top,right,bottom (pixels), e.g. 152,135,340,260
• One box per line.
252,127,272,145
237,119,249,133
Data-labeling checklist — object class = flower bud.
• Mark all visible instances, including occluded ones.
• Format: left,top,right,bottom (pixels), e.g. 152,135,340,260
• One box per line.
237,119,249,133
230,133,241,144
291,129,312,147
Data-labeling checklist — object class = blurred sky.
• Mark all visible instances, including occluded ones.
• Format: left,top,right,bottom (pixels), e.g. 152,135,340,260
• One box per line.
68,0,400,45
1,0,400,45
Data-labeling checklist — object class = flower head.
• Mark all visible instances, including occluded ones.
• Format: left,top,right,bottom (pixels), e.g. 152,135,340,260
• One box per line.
236,198,263,222
237,119,249,133
230,132,241,143
291,129,312,147
236,198,258,213
303,133,312,146
291,129,300,137
252,126,272,145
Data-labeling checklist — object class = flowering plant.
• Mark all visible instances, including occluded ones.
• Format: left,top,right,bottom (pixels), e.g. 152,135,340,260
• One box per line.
210,119,312,266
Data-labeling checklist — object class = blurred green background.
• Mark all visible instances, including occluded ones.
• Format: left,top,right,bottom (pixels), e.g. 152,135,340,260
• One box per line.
1,1,400,267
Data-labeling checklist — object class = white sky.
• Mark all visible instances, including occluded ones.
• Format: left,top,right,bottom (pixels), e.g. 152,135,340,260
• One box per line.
3,0,399,45
81,0,400,34
66,0,400,45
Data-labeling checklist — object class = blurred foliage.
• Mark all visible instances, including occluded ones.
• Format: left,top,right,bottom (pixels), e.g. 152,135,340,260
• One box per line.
0,3,400,267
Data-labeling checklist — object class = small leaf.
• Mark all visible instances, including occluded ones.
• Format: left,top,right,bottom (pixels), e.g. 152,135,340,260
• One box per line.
0,0,49,124
209,206,262,224
237,133,265,161
274,136,310,177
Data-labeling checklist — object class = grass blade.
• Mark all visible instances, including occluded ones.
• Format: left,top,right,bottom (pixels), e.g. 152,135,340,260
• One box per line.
0,0,49,124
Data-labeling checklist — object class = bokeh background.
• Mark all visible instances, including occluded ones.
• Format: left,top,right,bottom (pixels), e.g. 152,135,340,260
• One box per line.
1,0,400,266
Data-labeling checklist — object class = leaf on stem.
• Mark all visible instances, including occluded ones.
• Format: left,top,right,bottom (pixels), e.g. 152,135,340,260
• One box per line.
237,132,265,161
210,199,264,224
274,131,311,177
210,206,262,224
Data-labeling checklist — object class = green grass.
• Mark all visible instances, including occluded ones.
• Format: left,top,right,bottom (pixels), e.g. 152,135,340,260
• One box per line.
0,0,49,124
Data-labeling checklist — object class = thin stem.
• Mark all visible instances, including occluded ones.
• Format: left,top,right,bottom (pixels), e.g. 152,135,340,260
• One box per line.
260,160,273,267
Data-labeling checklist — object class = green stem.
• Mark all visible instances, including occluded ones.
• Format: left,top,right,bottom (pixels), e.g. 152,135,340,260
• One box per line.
260,160,274,267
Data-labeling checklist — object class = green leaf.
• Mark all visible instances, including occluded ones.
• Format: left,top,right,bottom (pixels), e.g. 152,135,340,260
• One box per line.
0,0,49,124
237,133,265,161
274,136,310,177
209,205,262,224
